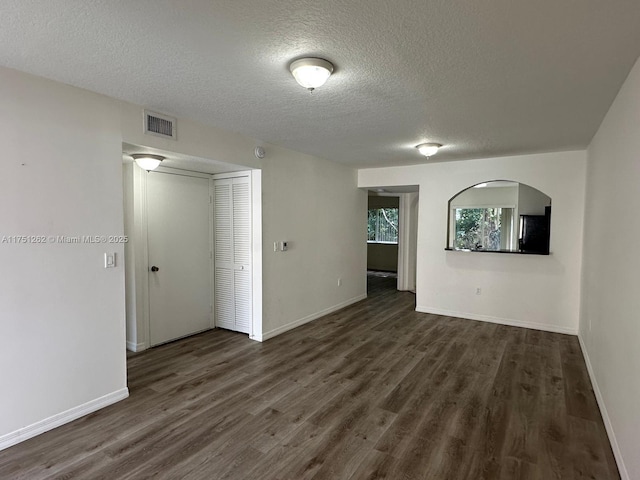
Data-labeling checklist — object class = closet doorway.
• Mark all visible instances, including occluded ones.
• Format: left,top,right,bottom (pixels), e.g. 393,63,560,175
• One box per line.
213,174,252,334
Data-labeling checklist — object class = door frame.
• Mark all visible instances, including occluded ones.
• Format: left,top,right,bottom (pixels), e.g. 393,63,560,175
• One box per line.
397,192,419,292
125,164,263,351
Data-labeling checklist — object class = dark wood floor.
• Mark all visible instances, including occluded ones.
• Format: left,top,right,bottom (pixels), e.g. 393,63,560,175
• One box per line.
1,275,619,479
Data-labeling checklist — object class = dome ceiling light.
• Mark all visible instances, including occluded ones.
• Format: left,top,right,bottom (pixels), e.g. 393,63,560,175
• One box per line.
289,57,334,92
132,154,165,171
416,143,442,157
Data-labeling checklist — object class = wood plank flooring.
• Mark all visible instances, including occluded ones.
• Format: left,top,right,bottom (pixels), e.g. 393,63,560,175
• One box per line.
0,274,619,479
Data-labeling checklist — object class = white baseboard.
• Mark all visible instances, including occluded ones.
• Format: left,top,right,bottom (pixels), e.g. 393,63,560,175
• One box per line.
261,293,368,341
0,388,129,452
578,335,629,480
415,306,578,336
126,341,147,352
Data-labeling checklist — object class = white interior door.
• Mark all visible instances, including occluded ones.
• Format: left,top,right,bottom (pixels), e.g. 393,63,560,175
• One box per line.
147,171,212,346
214,176,252,334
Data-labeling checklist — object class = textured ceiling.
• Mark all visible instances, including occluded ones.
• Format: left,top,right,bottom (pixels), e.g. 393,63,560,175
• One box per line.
2,0,640,167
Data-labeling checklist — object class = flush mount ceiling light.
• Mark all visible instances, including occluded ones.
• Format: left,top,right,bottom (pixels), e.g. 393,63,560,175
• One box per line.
416,143,442,157
289,57,334,91
132,154,164,171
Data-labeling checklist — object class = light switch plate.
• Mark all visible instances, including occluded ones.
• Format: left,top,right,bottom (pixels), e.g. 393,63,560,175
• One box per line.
105,253,116,268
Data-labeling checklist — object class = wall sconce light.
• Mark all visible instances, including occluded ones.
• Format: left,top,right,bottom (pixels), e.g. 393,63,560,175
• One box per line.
132,154,164,171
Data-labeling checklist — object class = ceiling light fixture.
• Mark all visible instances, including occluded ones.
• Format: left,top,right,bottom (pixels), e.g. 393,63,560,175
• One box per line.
416,143,442,157
132,154,164,171
289,57,334,92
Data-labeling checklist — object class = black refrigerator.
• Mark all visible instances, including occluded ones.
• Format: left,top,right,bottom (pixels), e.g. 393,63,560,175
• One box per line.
519,206,551,254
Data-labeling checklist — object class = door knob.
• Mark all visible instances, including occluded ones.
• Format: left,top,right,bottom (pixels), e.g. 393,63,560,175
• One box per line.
151,266,159,272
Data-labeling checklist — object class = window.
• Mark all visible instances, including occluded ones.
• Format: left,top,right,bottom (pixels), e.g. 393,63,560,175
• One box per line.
454,207,514,250
368,208,398,243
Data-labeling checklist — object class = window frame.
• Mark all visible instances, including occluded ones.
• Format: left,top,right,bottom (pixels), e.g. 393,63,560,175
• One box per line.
450,204,516,251
367,207,399,244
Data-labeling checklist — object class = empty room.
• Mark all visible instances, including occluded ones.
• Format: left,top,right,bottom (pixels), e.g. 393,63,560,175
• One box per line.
1,1,639,479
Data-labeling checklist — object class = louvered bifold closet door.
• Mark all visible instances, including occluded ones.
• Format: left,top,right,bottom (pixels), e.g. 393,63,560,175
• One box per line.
232,178,252,333
213,175,252,334
214,180,235,330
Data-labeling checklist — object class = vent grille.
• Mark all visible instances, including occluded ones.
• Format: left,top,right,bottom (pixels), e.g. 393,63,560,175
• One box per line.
143,110,177,140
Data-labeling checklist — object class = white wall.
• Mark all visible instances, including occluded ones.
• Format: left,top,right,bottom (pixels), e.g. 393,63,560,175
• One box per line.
518,183,551,215
451,185,518,207
0,67,128,446
580,56,640,480
261,154,367,337
359,150,586,334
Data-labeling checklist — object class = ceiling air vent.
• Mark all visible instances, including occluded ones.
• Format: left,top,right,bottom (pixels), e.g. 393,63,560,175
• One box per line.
143,110,177,140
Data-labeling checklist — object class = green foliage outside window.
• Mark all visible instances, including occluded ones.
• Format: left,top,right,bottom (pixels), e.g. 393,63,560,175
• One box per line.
455,208,502,250
368,208,398,243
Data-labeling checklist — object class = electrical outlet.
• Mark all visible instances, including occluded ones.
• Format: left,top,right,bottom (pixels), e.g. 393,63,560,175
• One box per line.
338,278,342,286
273,242,278,252
476,287,482,295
